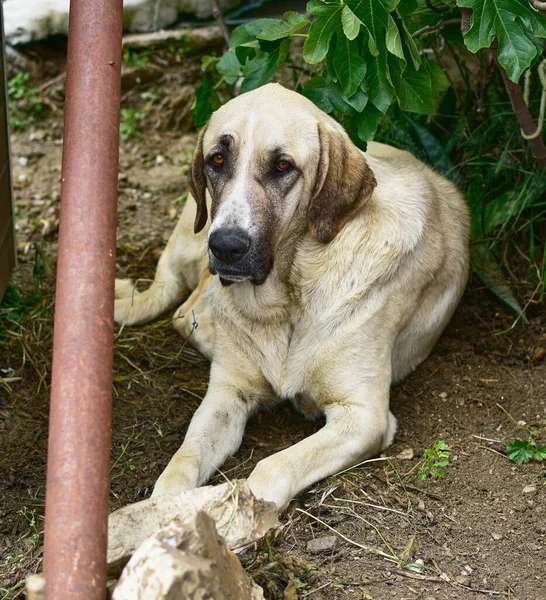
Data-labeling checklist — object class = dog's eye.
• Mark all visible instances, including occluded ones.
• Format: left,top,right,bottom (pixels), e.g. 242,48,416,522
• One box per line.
211,153,225,167
276,159,292,173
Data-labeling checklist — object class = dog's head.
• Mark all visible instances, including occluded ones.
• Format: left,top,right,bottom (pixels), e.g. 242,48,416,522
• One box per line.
189,83,376,285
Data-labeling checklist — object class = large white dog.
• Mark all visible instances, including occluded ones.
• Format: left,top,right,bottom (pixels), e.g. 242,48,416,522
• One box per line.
115,84,470,510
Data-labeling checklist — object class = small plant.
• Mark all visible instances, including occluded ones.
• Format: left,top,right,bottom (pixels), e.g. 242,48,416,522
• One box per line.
120,107,146,141
122,47,151,68
499,404,546,464
7,72,44,130
0,244,51,340
415,440,450,481
2,508,41,567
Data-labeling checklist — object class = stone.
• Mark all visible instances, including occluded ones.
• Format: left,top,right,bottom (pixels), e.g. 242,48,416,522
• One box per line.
4,0,242,44
533,347,545,361
107,480,278,577
522,484,537,494
491,532,503,541
306,535,338,554
112,511,265,600
396,448,415,460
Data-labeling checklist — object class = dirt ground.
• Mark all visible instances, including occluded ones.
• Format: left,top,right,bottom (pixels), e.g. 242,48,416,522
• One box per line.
1,53,546,600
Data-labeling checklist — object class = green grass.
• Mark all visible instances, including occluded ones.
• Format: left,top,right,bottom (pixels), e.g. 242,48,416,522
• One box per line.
7,73,44,131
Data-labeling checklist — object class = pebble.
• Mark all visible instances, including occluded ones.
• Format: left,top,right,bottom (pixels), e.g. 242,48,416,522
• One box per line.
533,347,545,361
456,575,470,585
491,532,503,541
396,448,415,460
306,535,338,554
523,484,537,494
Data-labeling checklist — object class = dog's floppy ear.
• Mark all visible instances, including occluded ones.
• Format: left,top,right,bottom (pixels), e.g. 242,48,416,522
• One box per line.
309,122,377,243
188,125,208,234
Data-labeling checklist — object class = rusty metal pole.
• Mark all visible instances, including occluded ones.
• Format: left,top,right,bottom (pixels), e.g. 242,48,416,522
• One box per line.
43,0,123,598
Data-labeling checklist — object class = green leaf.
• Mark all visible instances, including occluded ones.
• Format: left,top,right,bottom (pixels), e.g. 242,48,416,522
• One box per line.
307,0,341,16
397,12,421,69
386,14,404,60
235,41,259,64
240,39,291,93
341,5,360,40
363,37,395,113
230,19,280,47
190,80,218,128
217,49,241,84
304,7,343,64
390,59,435,114
257,12,310,41
346,86,368,112
302,76,334,113
470,243,528,321
409,120,457,181
333,33,367,99
356,102,383,142
201,55,219,72
390,59,448,115
458,0,546,82
533,445,546,462
506,439,534,464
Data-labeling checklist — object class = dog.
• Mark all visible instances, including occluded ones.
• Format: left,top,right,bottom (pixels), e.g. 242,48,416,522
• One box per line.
114,83,470,511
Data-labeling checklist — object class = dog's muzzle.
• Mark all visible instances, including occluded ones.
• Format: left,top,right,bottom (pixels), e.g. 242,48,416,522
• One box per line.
209,228,251,266
208,227,272,285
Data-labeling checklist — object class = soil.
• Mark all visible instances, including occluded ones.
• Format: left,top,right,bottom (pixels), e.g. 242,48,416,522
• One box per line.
1,50,546,600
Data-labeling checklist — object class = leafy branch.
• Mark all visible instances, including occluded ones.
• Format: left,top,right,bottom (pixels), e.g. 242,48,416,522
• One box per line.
191,0,546,152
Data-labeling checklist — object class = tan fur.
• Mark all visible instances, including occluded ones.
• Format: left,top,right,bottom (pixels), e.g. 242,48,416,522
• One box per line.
114,84,470,510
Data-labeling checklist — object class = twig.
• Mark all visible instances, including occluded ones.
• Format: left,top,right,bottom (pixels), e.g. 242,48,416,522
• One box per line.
498,62,546,167
529,0,546,16
295,508,397,561
212,0,231,46
412,18,462,39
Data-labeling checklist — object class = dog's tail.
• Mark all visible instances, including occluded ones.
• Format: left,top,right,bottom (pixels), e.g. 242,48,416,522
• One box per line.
114,272,189,326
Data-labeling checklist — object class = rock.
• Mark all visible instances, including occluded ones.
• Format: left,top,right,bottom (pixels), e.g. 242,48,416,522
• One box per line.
108,480,278,577
522,484,537,494
533,347,545,361
4,0,242,44
112,511,265,600
456,575,470,586
491,532,503,541
306,535,338,554
396,448,415,460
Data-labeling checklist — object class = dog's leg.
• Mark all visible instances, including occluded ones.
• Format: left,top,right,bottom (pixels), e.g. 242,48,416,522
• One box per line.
115,198,207,326
172,270,214,360
247,398,397,511
152,358,268,497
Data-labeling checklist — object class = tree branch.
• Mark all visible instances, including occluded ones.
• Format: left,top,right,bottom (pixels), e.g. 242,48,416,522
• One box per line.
460,7,546,168
412,18,462,39
212,0,231,46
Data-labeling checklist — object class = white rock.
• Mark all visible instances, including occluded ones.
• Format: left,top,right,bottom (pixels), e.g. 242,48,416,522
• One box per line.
4,0,242,44
396,448,415,460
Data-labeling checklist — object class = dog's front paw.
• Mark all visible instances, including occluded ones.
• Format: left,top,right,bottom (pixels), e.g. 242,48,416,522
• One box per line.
247,458,292,512
151,455,200,498
115,278,137,300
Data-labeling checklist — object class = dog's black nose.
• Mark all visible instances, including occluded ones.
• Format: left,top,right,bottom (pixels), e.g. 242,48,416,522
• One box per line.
209,229,251,265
